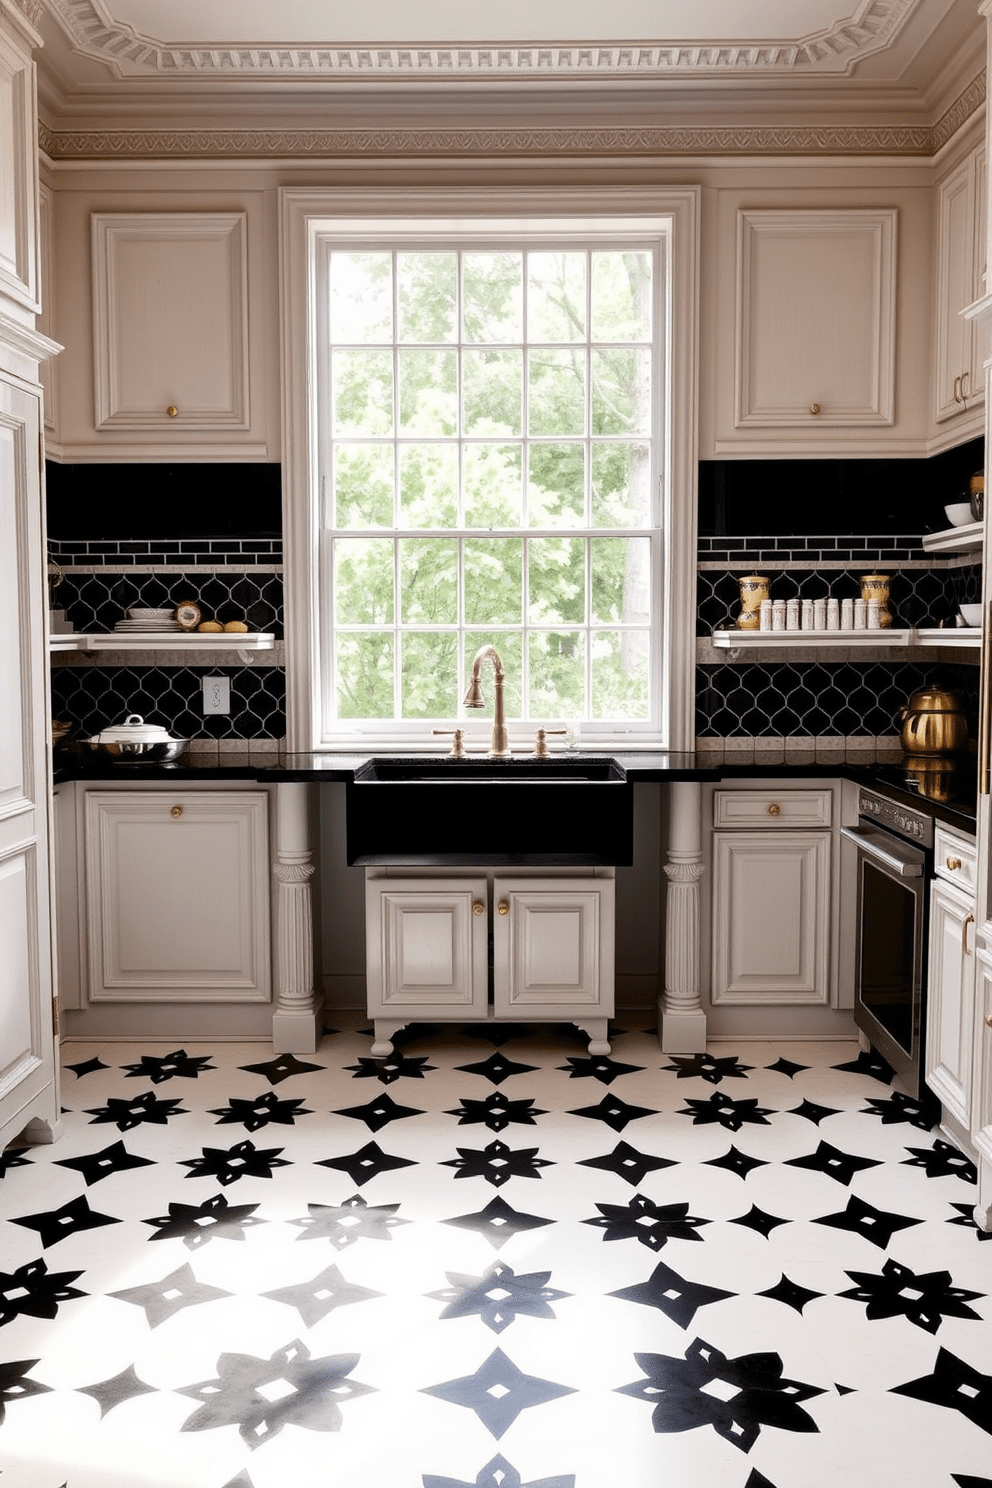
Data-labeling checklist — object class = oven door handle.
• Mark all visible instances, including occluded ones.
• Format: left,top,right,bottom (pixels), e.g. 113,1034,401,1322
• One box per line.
840,825,925,877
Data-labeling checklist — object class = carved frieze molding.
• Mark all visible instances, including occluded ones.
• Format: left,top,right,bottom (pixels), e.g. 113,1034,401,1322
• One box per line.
932,69,987,154
42,0,918,79
39,120,942,162
11,0,44,27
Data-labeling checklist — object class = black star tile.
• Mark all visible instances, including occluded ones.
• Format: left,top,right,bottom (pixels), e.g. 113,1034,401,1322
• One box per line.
610,1259,732,1327
948,1202,992,1239
121,1049,215,1083
423,1453,575,1488
55,1139,155,1186
346,1052,437,1084
568,1093,658,1132
0,1149,31,1178
766,1057,808,1079
678,1092,773,1132
443,1195,553,1251
903,1140,978,1183
861,1092,935,1131
840,1258,983,1333
78,1364,155,1418
263,1263,383,1326
220,1473,255,1488
446,1091,548,1133
785,1140,882,1187
85,1091,187,1130
833,1049,895,1083
664,1053,753,1084
617,1334,824,1453
758,1274,825,1314
10,1193,120,1249
422,1346,575,1438
64,1055,109,1079
789,1098,841,1126
144,1192,265,1249
442,1139,552,1188
813,1195,921,1249
460,1023,534,1046
290,1194,410,1249
316,1140,417,1187
745,1473,779,1488
333,1092,425,1131
428,1258,569,1333
579,1141,677,1186
556,1055,644,1084
704,1145,768,1180
178,1338,374,1448
238,1053,326,1086
730,1205,789,1239
584,1194,709,1251
0,1360,51,1424
456,1052,539,1085
952,1477,992,1487
110,1261,231,1328
179,1139,290,1186
893,1348,992,1434
0,1258,85,1326
210,1092,313,1131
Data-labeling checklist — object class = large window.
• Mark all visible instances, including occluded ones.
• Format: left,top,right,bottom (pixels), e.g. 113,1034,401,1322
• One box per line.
283,198,698,752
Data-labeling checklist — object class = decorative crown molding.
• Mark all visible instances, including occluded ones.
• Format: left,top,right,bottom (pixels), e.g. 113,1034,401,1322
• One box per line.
13,0,44,26
39,119,945,162
43,0,918,80
931,68,987,153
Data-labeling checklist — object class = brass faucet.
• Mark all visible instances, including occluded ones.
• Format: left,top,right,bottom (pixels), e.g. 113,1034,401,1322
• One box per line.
463,644,510,757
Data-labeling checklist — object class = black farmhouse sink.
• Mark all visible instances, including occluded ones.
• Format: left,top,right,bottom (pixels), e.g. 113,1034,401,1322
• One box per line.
346,755,634,866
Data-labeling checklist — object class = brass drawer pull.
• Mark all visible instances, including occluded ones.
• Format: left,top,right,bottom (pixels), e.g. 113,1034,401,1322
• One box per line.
498,901,509,916
985,1014,992,1030
170,805,183,818
767,803,781,817
809,403,821,415
473,901,484,916
962,913,975,958
946,857,962,871
167,405,179,418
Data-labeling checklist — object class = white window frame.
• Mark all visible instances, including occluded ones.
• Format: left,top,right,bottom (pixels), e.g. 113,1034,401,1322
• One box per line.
280,187,699,753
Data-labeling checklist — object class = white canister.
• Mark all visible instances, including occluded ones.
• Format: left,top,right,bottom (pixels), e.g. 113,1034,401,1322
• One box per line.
841,598,854,630
826,598,840,630
759,599,773,631
786,598,800,630
866,598,881,628
772,599,787,631
854,598,868,630
801,598,814,630
813,597,827,630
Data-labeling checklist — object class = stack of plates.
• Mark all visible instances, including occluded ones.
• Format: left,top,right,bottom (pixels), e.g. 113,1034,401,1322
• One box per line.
114,607,181,634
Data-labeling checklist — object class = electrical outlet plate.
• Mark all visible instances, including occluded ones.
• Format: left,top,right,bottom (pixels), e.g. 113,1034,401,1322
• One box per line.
203,676,231,715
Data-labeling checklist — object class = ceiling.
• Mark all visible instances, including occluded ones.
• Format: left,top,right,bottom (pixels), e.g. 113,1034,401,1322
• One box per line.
27,0,988,153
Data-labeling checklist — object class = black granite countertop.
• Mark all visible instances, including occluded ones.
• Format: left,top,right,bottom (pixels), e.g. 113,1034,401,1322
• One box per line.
53,744,979,834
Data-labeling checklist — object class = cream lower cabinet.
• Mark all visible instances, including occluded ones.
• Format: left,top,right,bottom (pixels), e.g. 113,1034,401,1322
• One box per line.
971,952,992,1231
710,788,834,1007
61,786,272,1037
365,869,614,1056
925,875,976,1131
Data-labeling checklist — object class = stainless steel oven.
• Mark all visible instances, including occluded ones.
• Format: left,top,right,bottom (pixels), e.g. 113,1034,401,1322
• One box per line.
841,788,932,1096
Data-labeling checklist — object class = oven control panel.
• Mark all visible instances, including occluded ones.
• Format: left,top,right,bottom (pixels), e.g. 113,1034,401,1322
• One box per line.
858,789,933,848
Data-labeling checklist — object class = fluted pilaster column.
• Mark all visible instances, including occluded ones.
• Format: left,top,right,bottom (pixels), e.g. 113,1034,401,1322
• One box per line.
660,781,707,1052
272,783,323,1053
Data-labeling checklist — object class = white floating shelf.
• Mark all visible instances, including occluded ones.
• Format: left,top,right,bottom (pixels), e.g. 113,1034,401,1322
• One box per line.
710,627,981,650
921,522,982,554
49,635,81,651
52,632,276,652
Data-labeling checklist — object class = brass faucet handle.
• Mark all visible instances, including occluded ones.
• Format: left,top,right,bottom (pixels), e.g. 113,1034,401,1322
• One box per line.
533,727,567,758
432,728,468,758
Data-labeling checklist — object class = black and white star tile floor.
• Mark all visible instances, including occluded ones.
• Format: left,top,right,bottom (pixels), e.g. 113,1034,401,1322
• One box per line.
1,1020,990,1488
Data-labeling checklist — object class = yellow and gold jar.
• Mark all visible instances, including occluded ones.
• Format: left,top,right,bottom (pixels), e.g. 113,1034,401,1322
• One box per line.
737,574,770,631
860,574,892,628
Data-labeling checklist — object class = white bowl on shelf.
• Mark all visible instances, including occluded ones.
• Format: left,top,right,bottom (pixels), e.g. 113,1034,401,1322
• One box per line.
959,603,983,628
943,503,974,527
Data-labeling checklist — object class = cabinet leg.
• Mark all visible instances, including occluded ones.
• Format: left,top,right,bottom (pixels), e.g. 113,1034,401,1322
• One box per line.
272,783,322,1054
372,1020,407,1058
20,1114,63,1145
660,782,707,1054
576,1020,611,1056
974,1154,992,1234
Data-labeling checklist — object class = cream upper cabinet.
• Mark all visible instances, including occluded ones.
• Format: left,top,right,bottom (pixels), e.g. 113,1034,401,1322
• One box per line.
0,9,39,319
933,140,987,432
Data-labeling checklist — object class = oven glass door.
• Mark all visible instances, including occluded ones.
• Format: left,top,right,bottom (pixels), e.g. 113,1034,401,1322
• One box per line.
858,855,921,1057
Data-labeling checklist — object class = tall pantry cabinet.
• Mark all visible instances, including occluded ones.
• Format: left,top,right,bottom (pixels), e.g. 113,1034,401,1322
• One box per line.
0,0,60,1153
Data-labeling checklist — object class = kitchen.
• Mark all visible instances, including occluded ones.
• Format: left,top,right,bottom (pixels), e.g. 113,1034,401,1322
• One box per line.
1,3,992,1485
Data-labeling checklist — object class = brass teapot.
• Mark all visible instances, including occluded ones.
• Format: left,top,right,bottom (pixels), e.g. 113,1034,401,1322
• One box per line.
897,684,970,756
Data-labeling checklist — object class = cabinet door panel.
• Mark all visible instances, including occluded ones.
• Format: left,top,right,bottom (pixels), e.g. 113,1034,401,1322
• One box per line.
493,877,613,1013
926,879,975,1127
711,831,831,1004
366,878,487,1015
0,27,38,312
935,156,979,424
84,791,270,1001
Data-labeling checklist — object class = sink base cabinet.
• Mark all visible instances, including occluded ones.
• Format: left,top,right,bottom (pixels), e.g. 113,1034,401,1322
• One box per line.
365,869,614,1055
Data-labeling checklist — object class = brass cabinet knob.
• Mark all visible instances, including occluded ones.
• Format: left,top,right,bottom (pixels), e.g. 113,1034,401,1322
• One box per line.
985,1014,992,1030
473,901,484,916
497,901,509,916
809,403,821,415
946,857,962,871
767,803,781,817
170,805,183,818
167,405,179,418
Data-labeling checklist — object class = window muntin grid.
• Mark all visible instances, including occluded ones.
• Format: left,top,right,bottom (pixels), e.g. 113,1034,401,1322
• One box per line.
317,240,665,739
